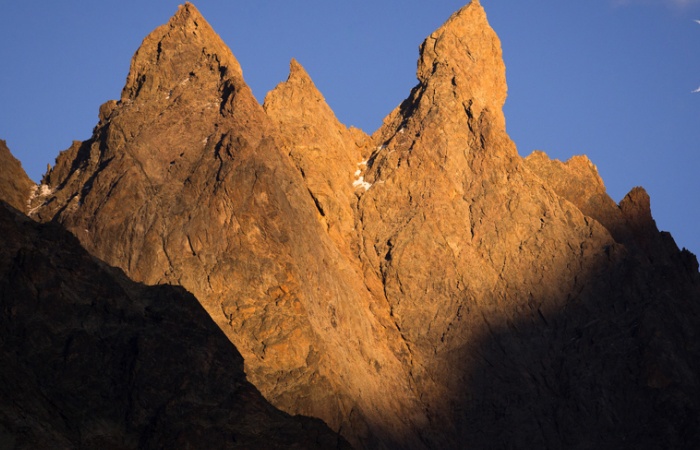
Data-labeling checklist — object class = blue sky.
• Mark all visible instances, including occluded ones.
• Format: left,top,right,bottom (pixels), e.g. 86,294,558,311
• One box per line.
1,1,698,255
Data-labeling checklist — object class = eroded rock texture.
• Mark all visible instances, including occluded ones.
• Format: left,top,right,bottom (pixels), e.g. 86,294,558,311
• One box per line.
0,202,348,449
25,1,700,448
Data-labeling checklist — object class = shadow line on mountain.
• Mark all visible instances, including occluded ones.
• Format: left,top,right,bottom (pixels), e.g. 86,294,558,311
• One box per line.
0,202,348,449
410,240,700,449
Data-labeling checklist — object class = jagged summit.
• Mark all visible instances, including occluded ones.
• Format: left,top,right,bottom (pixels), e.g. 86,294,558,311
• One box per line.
370,0,511,168
264,59,366,258
288,57,309,79
417,0,506,115
264,58,361,147
36,2,269,192
30,5,424,448
264,59,333,122
121,1,244,103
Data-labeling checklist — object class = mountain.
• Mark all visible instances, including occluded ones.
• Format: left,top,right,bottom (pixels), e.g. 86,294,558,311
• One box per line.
11,1,700,448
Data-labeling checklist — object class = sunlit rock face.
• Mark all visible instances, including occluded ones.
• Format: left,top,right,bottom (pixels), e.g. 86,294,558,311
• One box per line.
28,1,700,448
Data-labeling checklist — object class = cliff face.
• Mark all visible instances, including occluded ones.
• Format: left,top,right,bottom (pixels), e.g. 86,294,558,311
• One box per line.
24,1,700,448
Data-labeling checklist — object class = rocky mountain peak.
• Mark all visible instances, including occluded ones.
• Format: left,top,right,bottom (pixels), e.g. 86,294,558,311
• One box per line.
263,58,364,153
416,0,506,123
369,0,512,178
121,1,244,104
288,57,309,80
264,58,366,259
264,59,334,126
35,2,269,193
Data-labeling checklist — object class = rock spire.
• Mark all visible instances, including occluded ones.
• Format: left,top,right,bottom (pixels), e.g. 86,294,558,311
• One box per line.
122,2,244,102
417,0,507,124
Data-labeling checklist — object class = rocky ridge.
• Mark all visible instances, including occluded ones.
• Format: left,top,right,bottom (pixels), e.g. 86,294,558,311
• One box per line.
10,1,700,448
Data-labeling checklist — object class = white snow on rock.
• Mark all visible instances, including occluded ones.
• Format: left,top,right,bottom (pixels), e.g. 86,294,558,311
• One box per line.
353,159,371,191
353,176,372,191
26,184,53,216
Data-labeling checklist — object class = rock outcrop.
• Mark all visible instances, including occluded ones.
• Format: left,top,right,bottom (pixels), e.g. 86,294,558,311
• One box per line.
0,201,349,449
24,1,700,448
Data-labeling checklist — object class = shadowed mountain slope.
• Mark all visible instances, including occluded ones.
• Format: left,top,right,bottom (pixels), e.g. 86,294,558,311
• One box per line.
0,201,349,449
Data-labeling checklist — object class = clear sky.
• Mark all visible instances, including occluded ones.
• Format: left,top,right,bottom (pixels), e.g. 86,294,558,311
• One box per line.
1,1,699,255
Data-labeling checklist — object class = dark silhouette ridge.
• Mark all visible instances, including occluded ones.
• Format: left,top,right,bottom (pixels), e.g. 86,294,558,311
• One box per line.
0,201,349,449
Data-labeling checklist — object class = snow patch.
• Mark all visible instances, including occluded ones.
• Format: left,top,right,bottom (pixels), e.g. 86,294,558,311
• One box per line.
26,185,38,210
27,184,53,216
353,159,372,191
353,176,372,191
38,184,52,196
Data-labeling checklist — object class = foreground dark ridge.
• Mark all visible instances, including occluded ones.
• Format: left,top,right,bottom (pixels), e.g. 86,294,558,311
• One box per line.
0,202,349,449
1,1,698,448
